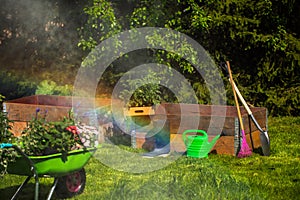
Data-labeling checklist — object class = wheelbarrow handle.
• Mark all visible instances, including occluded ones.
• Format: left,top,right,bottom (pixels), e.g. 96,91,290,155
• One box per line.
0,143,13,148
0,143,31,160
0,143,40,200
0,143,37,174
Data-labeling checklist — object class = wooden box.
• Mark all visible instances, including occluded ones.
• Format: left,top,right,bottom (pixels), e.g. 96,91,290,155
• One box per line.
124,106,156,150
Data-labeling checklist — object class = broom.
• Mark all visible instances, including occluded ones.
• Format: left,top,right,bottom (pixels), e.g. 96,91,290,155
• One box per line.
227,61,252,158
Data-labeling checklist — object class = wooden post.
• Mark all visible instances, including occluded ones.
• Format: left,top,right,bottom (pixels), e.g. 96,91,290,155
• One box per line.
234,117,240,156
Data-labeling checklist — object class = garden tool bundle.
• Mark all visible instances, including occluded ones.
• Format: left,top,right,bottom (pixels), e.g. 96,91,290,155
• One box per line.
227,61,252,157
223,61,270,156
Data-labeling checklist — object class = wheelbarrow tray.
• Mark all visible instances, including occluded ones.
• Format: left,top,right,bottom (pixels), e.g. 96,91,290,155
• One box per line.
7,147,96,177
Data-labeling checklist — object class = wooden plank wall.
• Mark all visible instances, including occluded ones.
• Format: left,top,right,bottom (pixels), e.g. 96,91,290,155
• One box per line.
154,103,266,135
153,103,267,155
4,96,267,156
4,95,113,136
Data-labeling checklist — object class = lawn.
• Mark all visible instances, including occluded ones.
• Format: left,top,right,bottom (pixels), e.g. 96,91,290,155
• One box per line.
0,117,299,199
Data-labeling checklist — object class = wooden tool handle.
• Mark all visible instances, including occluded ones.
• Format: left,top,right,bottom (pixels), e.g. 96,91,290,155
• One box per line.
227,61,245,131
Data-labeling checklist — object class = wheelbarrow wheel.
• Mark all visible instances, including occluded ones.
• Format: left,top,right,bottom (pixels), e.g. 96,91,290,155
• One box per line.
55,168,86,199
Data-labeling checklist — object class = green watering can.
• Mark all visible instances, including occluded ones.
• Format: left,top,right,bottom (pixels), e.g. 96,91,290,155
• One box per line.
182,130,220,158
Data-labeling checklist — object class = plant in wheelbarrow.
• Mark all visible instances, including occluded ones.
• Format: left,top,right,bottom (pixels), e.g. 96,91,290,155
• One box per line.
0,107,99,199
19,111,82,157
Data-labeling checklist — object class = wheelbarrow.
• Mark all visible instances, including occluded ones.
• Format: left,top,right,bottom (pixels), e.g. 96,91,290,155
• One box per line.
0,143,96,200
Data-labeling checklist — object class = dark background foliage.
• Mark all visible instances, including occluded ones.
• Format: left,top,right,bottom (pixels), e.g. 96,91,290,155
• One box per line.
0,0,299,116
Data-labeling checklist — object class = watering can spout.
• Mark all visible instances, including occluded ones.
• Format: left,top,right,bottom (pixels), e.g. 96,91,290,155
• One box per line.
182,130,220,158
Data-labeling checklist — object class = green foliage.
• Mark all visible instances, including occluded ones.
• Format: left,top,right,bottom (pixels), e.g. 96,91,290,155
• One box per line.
35,80,73,96
0,147,17,177
19,118,78,156
119,70,163,107
125,83,162,107
78,0,122,50
265,85,300,116
0,0,86,98
79,0,201,107
0,71,36,100
130,0,176,28
17,109,82,157
0,110,13,143
192,82,211,104
0,0,298,115
168,0,300,115
0,95,16,176
78,0,300,114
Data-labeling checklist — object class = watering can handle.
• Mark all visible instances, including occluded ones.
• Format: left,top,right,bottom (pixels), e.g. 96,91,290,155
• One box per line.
182,130,208,145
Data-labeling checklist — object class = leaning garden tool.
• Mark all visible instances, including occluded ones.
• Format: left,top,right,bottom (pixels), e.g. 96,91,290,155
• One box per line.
230,79,270,156
227,61,252,158
221,62,270,156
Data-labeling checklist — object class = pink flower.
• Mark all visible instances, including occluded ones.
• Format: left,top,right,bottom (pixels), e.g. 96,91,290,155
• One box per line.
66,126,78,135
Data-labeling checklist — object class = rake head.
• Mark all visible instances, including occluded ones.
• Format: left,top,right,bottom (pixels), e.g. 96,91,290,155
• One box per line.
237,130,252,158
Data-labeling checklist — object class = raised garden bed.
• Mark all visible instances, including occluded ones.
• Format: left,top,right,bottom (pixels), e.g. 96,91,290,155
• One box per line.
3,95,112,136
126,103,267,156
4,95,268,156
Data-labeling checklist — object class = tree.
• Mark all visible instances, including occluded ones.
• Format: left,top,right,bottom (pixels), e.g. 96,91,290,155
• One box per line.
0,0,83,70
125,0,300,115
1,0,299,115
0,0,87,99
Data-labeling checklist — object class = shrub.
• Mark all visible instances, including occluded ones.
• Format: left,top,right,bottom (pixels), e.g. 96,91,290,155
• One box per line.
19,111,80,156
35,80,72,96
0,71,36,100
0,95,17,176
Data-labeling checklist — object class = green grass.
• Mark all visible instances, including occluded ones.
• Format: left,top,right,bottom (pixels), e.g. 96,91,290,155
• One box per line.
0,117,299,199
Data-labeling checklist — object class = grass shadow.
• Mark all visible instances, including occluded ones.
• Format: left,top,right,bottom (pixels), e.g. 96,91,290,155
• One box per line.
253,147,264,155
0,181,60,200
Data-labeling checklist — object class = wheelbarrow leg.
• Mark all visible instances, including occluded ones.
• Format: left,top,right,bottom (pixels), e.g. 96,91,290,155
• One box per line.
34,174,39,200
46,178,58,200
9,145,40,200
11,176,31,200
